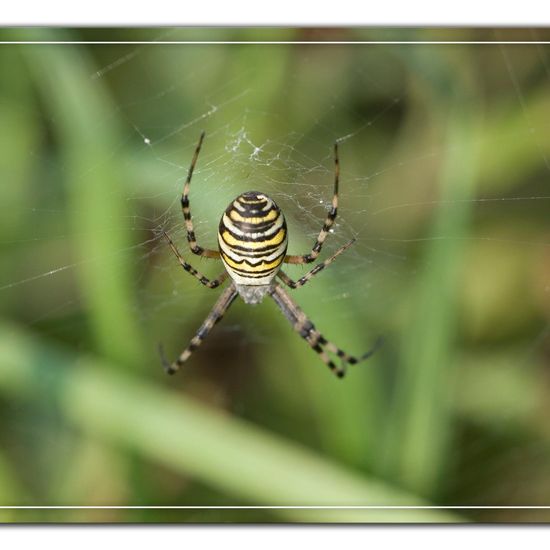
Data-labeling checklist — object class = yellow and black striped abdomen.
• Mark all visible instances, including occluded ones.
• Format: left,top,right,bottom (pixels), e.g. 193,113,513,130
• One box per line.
218,191,288,286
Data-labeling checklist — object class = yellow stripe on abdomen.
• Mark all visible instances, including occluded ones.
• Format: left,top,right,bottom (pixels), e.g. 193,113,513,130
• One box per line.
228,208,279,225
220,227,286,249
221,251,284,273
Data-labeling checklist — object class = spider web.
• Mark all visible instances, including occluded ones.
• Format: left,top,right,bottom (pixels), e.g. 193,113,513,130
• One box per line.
2,28,550,516
6,38,414,339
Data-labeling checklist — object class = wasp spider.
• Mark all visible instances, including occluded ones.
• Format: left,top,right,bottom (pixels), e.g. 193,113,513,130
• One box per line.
159,132,381,378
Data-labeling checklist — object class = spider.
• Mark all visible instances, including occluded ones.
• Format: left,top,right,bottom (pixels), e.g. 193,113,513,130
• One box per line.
159,131,381,378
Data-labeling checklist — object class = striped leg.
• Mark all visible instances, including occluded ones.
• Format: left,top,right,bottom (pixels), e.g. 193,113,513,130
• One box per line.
181,131,220,259
269,284,381,378
160,284,238,374
284,142,340,265
163,231,228,289
277,238,355,289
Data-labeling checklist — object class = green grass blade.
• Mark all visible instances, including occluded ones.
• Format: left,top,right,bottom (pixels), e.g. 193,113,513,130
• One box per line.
383,102,480,496
20,30,144,367
0,321,458,522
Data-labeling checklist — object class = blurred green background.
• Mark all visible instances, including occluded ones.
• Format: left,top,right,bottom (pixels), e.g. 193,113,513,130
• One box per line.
1,27,550,523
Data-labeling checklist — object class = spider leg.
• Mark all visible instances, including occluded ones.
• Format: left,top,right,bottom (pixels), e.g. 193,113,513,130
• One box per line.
163,231,228,289
269,283,380,378
180,131,220,259
160,284,238,374
284,142,340,265
277,238,355,289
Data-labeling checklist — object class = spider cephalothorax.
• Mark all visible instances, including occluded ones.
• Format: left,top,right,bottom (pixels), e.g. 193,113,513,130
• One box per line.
159,132,381,378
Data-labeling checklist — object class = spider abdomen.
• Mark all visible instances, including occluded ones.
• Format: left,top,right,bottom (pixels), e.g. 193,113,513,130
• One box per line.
218,191,288,289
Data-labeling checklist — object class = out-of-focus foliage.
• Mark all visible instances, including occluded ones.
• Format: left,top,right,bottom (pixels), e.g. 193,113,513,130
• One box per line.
0,27,549,523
